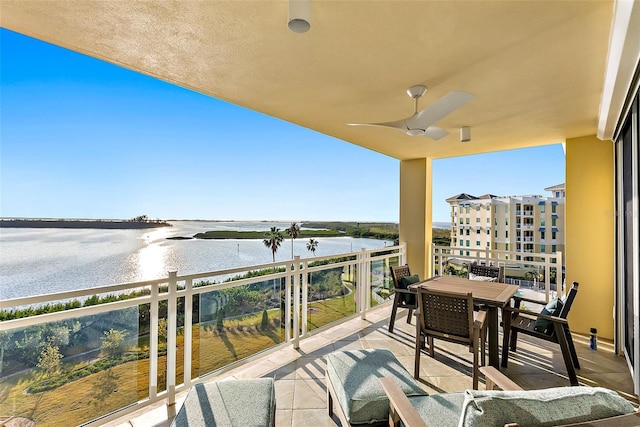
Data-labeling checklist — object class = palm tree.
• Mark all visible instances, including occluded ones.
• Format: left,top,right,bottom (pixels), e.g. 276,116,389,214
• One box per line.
263,227,284,262
286,222,300,259
306,238,318,256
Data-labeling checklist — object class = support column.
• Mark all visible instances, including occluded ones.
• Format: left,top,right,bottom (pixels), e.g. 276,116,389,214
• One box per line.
399,158,433,279
565,135,615,338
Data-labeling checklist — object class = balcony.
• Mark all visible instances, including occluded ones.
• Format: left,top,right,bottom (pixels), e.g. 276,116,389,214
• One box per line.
0,245,636,426
109,304,635,427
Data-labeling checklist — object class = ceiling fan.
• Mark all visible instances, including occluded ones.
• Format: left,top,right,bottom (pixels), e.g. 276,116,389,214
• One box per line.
347,85,474,140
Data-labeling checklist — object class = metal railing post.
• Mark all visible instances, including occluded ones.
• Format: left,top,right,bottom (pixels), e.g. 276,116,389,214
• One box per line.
293,256,301,349
556,251,564,296
361,248,369,319
184,278,193,388
285,263,292,343
301,259,308,337
149,282,159,400
166,271,178,417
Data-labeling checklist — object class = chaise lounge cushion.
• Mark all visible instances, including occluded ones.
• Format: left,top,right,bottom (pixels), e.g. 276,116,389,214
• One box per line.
326,349,427,425
172,378,275,427
459,386,636,427
404,393,466,427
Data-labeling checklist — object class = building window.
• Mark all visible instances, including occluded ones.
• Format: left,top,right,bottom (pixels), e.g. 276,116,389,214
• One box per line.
476,241,480,246
552,204,557,213
541,219,546,226
477,229,481,234
541,244,546,253
476,217,480,223
552,218,557,226
466,206,470,214
486,242,490,247
476,205,480,211
505,244,509,251
541,231,545,239
540,204,545,213
466,240,470,247
552,244,557,253
460,250,464,256
466,229,470,236
495,230,498,238
486,217,490,223
487,229,490,235
555,191,560,198
466,218,470,224
466,251,470,256
552,231,557,239
505,230,509,238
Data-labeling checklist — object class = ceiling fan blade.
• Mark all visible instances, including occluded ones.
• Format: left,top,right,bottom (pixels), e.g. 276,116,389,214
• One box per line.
407,91,475,130
424,126,449,140
347,119,408,132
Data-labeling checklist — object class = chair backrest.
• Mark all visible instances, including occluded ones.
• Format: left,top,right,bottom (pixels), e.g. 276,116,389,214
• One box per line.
469,263,504,282
557,282,579,319
390,264,412,290
417,288,475,346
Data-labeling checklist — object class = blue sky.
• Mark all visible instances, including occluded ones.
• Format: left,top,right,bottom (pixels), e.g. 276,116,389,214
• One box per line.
1,29,565,223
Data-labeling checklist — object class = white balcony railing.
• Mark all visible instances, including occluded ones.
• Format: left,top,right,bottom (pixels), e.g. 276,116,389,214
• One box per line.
0,245,406,426
432,245,564,303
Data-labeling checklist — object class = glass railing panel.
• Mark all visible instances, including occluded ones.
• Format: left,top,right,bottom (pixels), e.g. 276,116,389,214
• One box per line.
195,278,283,378
369,253,397,307
0,306,143,427
306,262,357,333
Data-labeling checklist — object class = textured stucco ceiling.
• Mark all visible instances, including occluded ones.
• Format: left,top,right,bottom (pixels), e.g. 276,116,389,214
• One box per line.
0,0,614,160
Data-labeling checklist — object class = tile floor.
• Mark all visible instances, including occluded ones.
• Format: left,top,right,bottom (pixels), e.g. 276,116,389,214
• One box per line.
108,303,638,427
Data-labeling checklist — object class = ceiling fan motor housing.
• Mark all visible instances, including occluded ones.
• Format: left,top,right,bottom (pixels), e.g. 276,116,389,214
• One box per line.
407,85,427,99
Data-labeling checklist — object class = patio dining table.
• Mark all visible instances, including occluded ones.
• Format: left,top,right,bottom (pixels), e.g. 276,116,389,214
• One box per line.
409,275,520,368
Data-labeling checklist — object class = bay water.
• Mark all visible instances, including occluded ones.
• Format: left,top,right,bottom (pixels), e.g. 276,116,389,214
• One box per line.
0,220,391,300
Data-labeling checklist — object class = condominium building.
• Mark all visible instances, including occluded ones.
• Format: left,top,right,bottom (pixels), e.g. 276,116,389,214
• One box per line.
446,184,565,263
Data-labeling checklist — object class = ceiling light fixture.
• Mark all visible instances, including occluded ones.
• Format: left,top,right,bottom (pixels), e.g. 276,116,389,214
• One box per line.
288,0,311,33
460,126,471,142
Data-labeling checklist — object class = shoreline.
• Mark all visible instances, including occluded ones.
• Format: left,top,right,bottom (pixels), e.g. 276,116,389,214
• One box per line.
0,219,172,230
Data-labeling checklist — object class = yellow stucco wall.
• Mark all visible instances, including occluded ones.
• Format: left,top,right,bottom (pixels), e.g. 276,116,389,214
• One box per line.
565,135,615,339
399,158,433,279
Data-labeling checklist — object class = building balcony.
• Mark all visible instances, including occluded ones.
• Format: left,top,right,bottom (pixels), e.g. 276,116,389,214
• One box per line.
0,245,636,426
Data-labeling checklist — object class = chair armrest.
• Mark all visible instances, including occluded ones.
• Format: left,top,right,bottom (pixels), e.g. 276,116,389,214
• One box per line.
503,307,569,326
474,309,487,329
379,377,427,427
479,367,523,391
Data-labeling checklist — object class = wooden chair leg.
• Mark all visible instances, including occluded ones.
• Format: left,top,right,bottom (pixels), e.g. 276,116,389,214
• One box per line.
509,329,519,351
472,342,479,390
427,336,434,357
389,294,400,333
554,322,579,386
480,323,487,366
406,308,413,324
414,334,422,379
564,326,581,369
